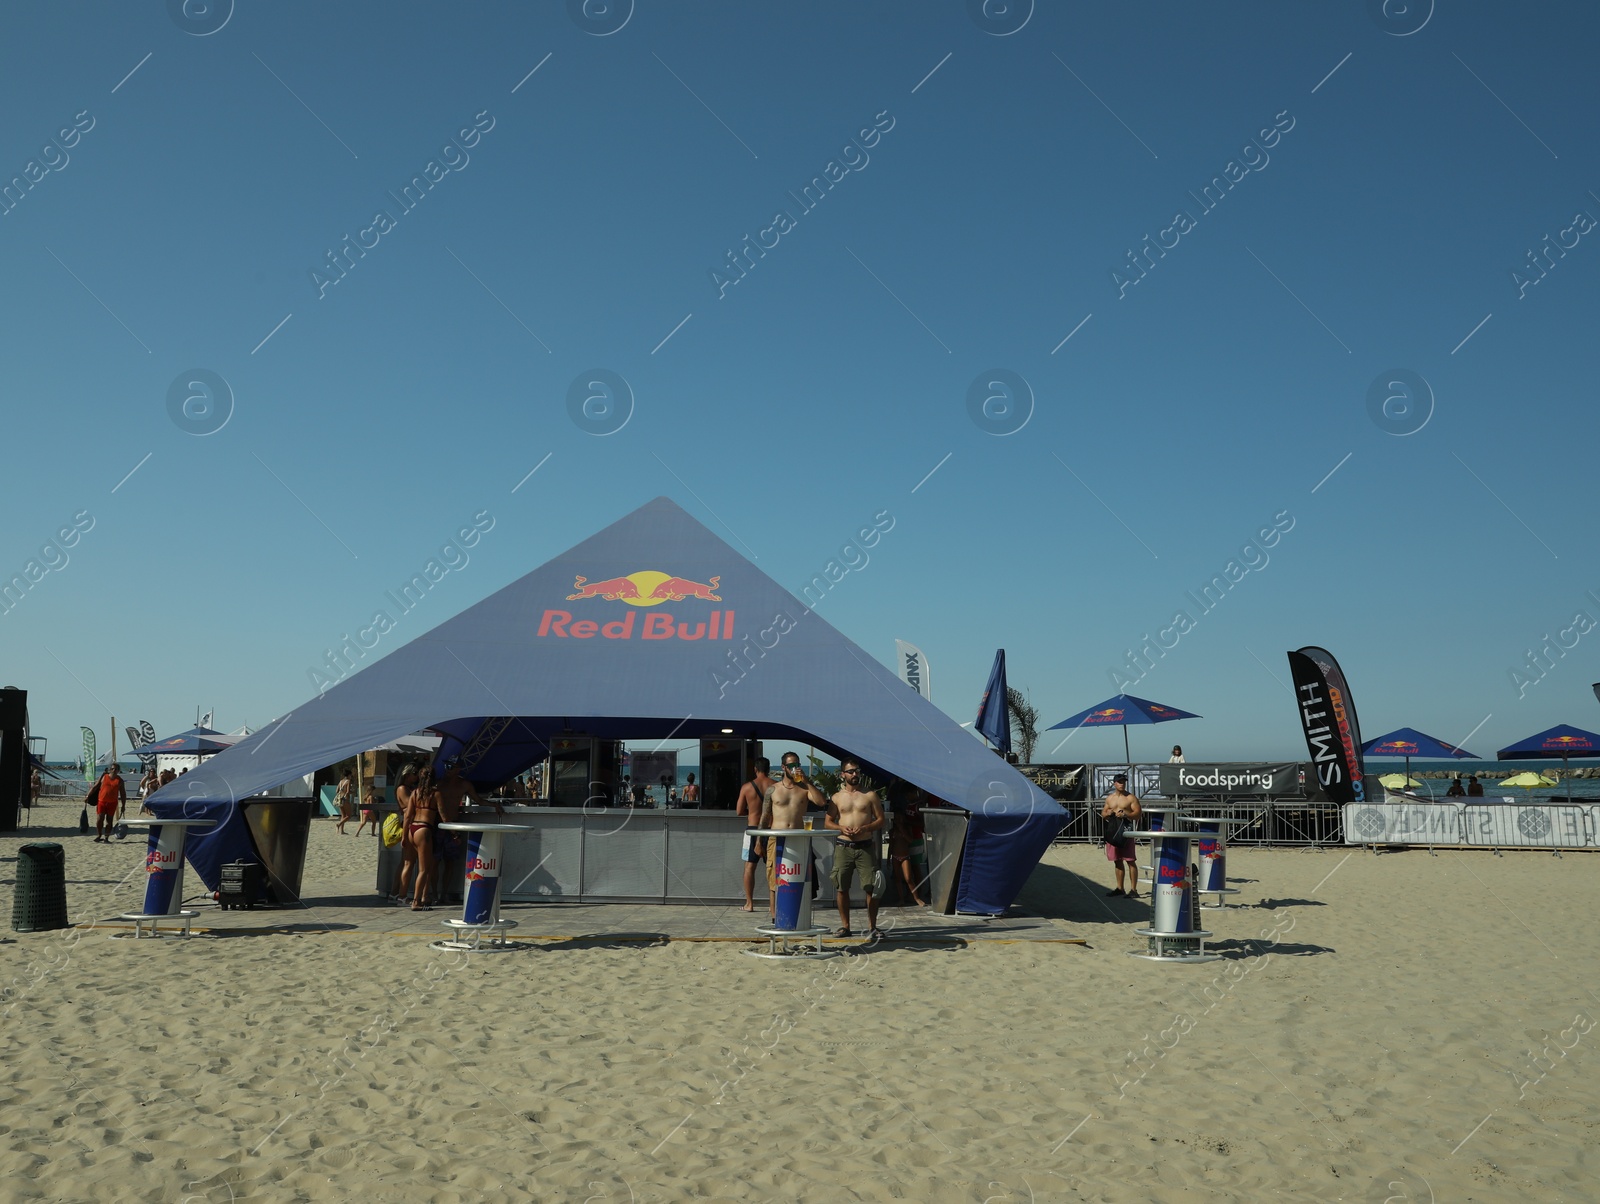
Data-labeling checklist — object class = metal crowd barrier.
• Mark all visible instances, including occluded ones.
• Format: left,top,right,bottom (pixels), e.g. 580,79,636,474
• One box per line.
1053,797,1342,847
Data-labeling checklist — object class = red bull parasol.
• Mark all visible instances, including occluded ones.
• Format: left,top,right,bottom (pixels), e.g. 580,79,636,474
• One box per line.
1045,693,1200,766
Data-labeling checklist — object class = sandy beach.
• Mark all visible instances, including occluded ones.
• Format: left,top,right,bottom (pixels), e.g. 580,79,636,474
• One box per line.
1,798,1594,1202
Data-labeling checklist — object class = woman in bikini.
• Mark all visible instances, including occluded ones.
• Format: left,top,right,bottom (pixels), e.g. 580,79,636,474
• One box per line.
392,763,421,903
407,766,443,910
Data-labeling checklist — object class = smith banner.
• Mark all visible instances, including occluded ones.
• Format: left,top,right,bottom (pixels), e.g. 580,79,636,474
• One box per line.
1286,646,1366,804
1159,762,1299,797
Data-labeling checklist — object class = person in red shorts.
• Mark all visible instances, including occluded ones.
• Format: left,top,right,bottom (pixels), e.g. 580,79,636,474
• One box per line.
1099,773,1142,897
93,764,127,843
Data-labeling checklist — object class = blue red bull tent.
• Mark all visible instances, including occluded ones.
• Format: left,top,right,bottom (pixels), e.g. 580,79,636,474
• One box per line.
148,497,1062,914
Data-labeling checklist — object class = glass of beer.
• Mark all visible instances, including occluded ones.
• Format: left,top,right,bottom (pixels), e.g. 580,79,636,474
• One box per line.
803,816,814,830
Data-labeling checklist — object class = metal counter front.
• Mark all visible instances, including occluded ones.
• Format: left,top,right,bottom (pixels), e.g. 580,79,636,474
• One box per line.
377,808,760,905
375,806,882,907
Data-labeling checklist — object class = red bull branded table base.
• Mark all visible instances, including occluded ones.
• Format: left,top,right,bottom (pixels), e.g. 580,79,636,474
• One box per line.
1129,831,1218,964
1180,816,1246,908
745,828,838,960
432,823,527,952
1137,805,1181,882
114,817,214,939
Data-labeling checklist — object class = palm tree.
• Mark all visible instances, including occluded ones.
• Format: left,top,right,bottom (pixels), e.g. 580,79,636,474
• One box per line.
1007,687,1039,764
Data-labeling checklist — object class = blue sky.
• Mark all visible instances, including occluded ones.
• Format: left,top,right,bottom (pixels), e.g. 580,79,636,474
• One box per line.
5,1,1599,766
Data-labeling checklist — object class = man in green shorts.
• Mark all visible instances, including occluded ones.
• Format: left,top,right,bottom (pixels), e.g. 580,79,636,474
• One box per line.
825,757,885,939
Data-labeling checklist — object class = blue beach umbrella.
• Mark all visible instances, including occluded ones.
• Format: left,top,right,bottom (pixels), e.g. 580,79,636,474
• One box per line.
127,725,239,758
1046,693,1201,766
1496,723,1600,793
1361,726,1476,788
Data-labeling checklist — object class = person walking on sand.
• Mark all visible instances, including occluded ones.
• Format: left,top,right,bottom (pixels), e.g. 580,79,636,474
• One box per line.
823,757,885,939
334,769,355,833
1100,773,1142,897
356,787,382,836
93,763,127,843
735,757,777,912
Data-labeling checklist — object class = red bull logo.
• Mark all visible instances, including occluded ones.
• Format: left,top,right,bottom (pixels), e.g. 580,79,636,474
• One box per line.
566,570,720,605
542,569,732,641
1378,741,1419,754
1548,735,1594,748
1089,708,1125,723
145,848,180,874
464,855,498,882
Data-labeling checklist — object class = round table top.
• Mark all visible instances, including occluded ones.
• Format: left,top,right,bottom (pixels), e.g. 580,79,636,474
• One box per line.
745,826,829,837
438,822,528,833
1130,828,1207,842
122,817,215,829
1177,816,1252,826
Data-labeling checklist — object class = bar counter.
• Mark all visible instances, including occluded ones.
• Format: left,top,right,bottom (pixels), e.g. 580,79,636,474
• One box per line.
376,806,756,905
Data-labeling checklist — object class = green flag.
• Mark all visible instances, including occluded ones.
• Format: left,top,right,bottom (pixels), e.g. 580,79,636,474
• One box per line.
81,726,96,783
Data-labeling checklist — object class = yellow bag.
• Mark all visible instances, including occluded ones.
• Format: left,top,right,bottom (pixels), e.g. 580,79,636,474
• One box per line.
381,812,404,848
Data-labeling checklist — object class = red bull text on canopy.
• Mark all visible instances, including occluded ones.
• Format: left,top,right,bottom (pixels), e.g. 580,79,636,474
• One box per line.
541,570,733,640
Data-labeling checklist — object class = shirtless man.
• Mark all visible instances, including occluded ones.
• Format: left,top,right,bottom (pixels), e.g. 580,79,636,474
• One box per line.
438,758,501,821
825,757,885,938
1099,773,1142,898
734,756,776,912
759,752,826,920
436,758,501,905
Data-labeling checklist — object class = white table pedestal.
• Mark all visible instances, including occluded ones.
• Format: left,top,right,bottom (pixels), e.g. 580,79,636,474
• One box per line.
1128,831,1219,965
1179,815,1248,909
742,828,840,961
113,817,214,940
431,823,529,952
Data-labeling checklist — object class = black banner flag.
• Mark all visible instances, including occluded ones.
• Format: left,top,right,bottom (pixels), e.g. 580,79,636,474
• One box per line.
1286,646,1366,803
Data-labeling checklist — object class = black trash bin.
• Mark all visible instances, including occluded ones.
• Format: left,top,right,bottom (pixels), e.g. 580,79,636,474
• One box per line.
13,842,69,932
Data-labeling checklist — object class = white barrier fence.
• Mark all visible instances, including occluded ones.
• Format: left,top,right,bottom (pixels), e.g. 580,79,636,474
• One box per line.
1343,802,1598,848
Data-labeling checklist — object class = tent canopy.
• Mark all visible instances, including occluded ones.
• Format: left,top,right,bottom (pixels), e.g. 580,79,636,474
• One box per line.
149,498,1063,913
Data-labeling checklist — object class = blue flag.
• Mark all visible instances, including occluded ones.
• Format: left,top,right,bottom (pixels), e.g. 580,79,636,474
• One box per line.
975,649,1011,754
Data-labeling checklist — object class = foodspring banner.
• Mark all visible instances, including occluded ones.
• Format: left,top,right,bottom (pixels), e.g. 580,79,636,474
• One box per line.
1159,762,1299,797
1286,646,1366,803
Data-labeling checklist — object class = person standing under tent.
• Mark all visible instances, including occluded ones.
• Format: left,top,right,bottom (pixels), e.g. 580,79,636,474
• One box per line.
888,785,928,907
439,758,500,820
405,767,443,911
139,765,159,798
735,757,776,912
392,763,421,903
683,773,700,806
